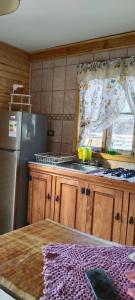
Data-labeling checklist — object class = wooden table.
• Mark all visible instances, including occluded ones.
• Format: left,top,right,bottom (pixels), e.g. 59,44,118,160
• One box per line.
0,219,117,300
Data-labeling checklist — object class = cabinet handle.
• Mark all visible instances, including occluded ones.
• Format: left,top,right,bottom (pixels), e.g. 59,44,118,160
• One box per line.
115,213,120,221
47,193,51,200
86,188,90,196
129,216,134,225
29,175,32,181
55,195,60,202
81,187,85,194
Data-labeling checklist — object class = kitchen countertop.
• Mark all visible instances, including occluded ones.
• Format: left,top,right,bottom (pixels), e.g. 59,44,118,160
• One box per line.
29,161,101,174
28,162,135,191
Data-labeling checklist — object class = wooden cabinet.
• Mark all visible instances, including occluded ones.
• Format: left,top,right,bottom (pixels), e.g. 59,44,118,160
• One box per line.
91,185,123,243
28,171,52,224
28,163,135,245
126,193,135,245
54,176,79,228
76,183,123,243
53,177,93,231
76,182,93,233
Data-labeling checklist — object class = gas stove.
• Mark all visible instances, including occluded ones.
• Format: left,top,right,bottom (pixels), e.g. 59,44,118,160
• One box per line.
93,168,135,182
103,168,135,179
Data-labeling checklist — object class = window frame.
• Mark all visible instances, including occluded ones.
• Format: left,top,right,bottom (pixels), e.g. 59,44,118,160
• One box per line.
84,113,135,156
108,112,135,155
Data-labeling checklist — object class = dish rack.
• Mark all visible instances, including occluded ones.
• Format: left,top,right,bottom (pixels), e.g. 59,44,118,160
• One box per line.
34,152,76,165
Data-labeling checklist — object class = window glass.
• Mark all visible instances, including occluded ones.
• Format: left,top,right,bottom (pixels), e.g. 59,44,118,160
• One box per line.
121,100,131,113
84,128,103,150
110,114,134,152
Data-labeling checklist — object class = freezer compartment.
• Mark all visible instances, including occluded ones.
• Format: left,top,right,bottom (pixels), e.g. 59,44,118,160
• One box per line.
0,150,19,234
21,112,48,158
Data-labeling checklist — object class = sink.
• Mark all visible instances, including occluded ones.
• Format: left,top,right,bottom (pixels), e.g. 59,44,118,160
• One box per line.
57,162,98,173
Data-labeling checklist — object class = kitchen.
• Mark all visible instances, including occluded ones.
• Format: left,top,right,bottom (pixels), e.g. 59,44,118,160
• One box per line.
1,0,135,299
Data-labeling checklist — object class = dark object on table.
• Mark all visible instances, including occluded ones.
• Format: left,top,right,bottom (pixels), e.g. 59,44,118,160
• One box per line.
85,268,120,300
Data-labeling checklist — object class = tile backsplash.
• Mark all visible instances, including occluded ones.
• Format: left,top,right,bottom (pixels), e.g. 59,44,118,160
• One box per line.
31,45,135,159
101,159,135,169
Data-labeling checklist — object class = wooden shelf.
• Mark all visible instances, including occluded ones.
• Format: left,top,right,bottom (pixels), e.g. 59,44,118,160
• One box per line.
8,102,32,106
9,93,32,112
10,93,31,97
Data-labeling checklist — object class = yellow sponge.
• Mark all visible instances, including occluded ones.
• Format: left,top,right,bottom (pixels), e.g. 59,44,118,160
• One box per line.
78,147,83,160
78,147,92,161
86,147,92,160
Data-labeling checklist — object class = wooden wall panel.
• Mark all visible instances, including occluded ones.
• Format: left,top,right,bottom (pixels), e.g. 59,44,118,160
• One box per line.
29,32,135,61
0,42,30,111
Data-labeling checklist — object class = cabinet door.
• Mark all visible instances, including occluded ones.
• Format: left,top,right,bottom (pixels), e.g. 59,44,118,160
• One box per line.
54,177,79,228
126,193,135,246
76,183,93,234
28,172,52,224
91,185,123,243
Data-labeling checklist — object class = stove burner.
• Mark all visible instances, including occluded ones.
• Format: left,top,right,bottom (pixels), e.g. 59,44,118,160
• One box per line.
103,168,135,179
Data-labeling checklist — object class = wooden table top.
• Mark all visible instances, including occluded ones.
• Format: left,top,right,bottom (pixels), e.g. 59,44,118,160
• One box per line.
0,219,117,300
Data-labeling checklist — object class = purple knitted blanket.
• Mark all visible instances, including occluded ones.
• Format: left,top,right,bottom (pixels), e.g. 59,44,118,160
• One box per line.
41,244,135,300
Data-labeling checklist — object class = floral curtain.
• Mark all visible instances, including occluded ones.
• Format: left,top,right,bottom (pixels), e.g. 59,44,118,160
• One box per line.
125,76,135,115
77,56,135,145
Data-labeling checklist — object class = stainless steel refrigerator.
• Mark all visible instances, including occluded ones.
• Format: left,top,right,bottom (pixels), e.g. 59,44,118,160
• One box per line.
0,111,47,234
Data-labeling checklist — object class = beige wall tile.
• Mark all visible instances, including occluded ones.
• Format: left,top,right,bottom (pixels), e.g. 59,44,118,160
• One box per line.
31,92,41,113
48,142,61,153
54,57,66,67
53,66,65,90
94,51,110,61
62,120,74,143
31,69,42,92
43,59,54,68
67,55,80,65
41,91,52,114
102,159,135,169
110,48,128,59
52,91,64,114
128,46,135,56
64,90,77,114
50,120,62,143
101,159,112,168
61,143,72,153
79,53,94,63
31,60,42,70
107,160,117,169
42,68,53,91
65,65,77,90
116,161,134,169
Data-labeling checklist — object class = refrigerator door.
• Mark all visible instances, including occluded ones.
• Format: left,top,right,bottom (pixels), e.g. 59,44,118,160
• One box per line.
0,149,19,234
0,111,22,150
14,113,48,229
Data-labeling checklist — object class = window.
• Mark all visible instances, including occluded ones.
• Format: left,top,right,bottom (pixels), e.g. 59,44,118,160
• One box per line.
85,129,103,150
109,100,135,154
83,98,135,155
78,57,135,156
